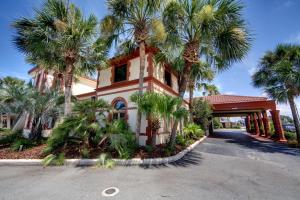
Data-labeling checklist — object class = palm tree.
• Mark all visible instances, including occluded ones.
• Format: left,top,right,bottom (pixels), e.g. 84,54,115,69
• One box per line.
100,0,165,140
13,0,106,116
163,0,251,146
200,83,220,96
252,44,300,143
130,92,187,146
0,76,64,140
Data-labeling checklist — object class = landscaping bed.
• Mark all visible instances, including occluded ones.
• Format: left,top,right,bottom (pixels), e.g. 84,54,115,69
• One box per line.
0,140,197,160
0,144,46,159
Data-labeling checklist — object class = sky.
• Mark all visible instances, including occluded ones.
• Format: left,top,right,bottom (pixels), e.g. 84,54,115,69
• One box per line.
0,0,299,117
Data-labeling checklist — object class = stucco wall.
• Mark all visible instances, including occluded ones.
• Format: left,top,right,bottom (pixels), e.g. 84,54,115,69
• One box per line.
72,81,95,96
97,83,148,135
98,68,111,87
98,54,150,88
129,54,149,80
152,62,179,93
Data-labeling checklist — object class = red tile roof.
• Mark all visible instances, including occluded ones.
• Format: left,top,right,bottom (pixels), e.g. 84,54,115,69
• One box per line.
199,95,268,105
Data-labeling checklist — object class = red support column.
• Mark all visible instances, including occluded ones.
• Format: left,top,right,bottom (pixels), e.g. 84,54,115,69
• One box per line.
245,115,251,133
257,112,264,136
250,114,254,133
270,110,286,142
262,110,270,138
253,113,260,136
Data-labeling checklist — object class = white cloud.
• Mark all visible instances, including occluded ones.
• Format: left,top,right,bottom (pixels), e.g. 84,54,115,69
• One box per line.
224,91,236,95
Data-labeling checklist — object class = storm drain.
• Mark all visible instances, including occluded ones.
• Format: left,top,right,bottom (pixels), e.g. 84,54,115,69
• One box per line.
102,187,119,197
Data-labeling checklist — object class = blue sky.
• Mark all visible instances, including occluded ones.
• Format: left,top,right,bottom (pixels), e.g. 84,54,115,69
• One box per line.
0,0,299,116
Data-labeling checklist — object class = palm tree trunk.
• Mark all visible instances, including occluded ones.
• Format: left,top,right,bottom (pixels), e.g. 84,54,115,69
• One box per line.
135,41,146,143
64,59,74,116
189,85,194,122
169,61,192,147
287,94,300,144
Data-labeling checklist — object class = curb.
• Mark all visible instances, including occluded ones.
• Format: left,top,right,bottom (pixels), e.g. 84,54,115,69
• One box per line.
0,136,206,167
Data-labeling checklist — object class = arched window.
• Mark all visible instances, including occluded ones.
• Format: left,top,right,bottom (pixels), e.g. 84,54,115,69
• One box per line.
112,99,127,120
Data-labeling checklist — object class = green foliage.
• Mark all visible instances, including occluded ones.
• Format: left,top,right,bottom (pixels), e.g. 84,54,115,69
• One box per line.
192,99,212,130
183,123,204,140
281,115,294,124
10,137,36,151
45,99,110,154
162,0,251,69
42,153,65,166
81,148,90,158
144,145,154,154
105,120,137,159
130,91,187,129
285,132,297,141
96,153,115,169
163,145,175,157
213,118,222,129
231,124,241,129
45,99,137,159
101,0,165,51
0,131,39,151
175,134,188,146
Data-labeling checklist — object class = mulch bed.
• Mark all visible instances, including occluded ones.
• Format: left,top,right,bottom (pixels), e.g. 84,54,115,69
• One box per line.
0,144,46,159
0,142,192,160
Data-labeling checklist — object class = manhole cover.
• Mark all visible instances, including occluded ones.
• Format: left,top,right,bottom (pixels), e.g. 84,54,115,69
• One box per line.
102,187,119,197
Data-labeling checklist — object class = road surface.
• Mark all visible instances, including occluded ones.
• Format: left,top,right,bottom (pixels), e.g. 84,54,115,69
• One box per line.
1,129,300,200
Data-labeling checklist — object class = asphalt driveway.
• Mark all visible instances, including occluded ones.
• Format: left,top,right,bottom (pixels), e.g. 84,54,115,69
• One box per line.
1,129,300,200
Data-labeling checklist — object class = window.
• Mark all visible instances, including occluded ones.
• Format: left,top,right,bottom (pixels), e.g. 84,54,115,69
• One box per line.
91,96,96,101
114,64,127,83
164,70,172,87
112,100,126,120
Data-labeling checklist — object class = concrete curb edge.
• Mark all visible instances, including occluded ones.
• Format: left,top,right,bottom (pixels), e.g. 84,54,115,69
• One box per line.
0,136,206,167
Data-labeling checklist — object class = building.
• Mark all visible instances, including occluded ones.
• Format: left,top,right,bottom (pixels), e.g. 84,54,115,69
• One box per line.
95,47,187,146
201,95,286,142
20,47,187,145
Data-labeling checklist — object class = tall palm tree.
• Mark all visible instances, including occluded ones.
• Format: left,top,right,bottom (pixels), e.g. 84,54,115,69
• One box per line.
252,44,300,143
100,0,165,140
163,0,251,146
13,0,106,116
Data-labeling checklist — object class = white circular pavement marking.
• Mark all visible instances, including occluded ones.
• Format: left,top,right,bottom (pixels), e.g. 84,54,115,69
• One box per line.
102,187,119,197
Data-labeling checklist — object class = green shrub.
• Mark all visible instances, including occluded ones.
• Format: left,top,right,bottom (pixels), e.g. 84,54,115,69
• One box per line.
192,99,212,130
164,145,175,157
285,131,296,141
81,148,90,158
11,137,35,151
96,153,115,168
183,123,204,140
144,145,154,153
105,120,137,159
231,124,241,129
213,118,222,129
175,134,187,146
0,131,38,151
42,153,65,166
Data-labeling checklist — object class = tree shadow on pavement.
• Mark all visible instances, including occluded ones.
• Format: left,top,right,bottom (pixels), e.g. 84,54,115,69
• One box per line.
139,149,203,169
212,131,300,157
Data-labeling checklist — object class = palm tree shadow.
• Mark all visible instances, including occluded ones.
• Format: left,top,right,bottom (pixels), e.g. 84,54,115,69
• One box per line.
139,149,203,169
212,131,300,157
